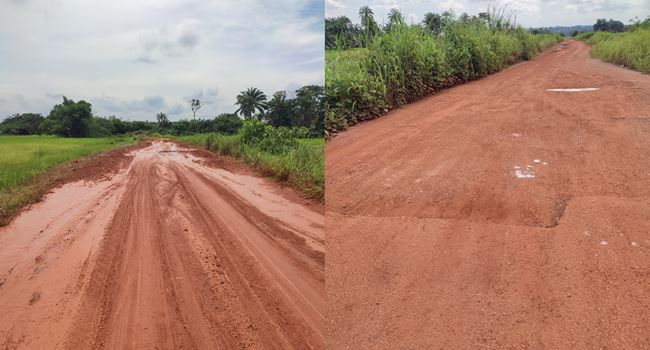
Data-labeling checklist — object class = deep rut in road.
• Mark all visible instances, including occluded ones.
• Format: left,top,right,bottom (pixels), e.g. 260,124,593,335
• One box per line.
0,141,324,349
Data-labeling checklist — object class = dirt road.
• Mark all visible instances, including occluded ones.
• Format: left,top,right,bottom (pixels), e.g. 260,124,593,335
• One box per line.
327,40,650,349
0,141,324,349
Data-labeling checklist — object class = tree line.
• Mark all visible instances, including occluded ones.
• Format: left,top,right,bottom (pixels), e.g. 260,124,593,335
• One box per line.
593,18,625,33
1,85,324,138
326,6,514,50
326,6,649,50
532,17,650,37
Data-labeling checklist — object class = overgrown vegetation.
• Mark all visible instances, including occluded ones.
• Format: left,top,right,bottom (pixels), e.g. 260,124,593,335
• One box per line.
577,17,650,74
325,6,561,132
0,135,135,225
178,120,324,201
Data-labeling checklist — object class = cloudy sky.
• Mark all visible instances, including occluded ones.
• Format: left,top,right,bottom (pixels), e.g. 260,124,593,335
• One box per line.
326,0,649,28
0,0,323,120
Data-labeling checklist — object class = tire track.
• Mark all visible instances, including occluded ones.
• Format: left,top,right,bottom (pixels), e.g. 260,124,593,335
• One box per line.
0,141,324,349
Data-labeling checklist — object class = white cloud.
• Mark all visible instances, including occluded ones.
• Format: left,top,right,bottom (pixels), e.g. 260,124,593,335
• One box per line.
508,0,541,14
373,0,400,10
0,0,324,121
325,0,347,17
438,0,466,13
135,18,202,63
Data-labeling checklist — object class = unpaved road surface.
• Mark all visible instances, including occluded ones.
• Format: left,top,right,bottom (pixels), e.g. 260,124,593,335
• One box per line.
0,141,324,349
327,40,650,349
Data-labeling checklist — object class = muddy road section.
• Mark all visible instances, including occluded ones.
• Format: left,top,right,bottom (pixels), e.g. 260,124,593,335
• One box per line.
327,40,650,349
0,141,324,349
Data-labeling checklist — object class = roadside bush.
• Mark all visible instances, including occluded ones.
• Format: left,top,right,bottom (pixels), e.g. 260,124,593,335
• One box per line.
182,130,324,201
239,120,298,154
584,29,650,73
325,49,387,131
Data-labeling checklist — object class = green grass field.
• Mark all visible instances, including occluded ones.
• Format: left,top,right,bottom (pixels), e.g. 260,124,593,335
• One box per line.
178,134,324,201
0,135,135,225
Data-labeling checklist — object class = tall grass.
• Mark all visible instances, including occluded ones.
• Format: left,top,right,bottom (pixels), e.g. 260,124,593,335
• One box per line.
0,135,135,225
326,23,560,132
178,133,324,201
579,28,650,74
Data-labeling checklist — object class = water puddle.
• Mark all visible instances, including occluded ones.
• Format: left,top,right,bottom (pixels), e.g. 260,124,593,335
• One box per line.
546,88,600,92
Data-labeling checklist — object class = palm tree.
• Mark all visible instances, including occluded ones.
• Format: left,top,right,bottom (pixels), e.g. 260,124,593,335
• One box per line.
359,6,376,46
265,91,292,127
156,112,169,127
359,6,374,28
387,8,404,25
235,87,268,119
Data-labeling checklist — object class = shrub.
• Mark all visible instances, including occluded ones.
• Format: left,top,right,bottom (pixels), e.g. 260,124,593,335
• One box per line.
239,120,298,154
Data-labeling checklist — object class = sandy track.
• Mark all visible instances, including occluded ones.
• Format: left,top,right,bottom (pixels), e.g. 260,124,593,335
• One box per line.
326,40,650,349
0,141,324,349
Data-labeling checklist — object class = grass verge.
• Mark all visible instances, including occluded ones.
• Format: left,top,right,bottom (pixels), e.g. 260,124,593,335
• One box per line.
178,133,324,202
0,135,137,226
577,28,650,74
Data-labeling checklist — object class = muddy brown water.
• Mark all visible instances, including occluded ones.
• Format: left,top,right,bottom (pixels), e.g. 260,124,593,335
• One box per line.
0,141,324,349
326,40,650,349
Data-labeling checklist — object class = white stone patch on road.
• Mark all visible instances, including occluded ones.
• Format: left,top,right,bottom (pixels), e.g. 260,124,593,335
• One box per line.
600,240,608,246
533,159,541,163
546,88,600,92
583,230,591,236
514,165,536,179
630,241,638,247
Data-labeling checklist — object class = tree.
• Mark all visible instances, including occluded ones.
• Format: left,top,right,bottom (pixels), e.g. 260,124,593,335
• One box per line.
265,91,293,127
423,12,443,34
41,96,92,137
213,113,243,134
235,87,267,119
325,16,363,49
386,8,404,31
190,99,201,119
156,112,170,128
0,113,44,135
594,18,625,32
292,85,324,132
359,6,374,29
594,19,607,31
359,6,378,45
106,116,130,134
